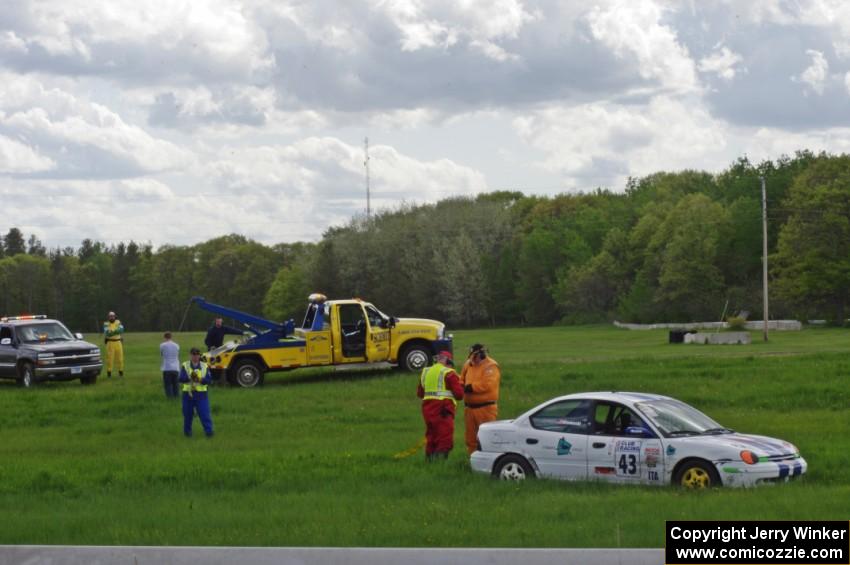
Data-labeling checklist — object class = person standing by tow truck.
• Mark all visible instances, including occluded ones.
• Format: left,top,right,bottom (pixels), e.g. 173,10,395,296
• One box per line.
160,332,180,398
461,343,501,455
417,350,463,461
179,347,214,438
102,311,124,378
204,317,243,351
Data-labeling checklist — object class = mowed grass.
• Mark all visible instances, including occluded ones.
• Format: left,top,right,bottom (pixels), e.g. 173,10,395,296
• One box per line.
0,325,848,547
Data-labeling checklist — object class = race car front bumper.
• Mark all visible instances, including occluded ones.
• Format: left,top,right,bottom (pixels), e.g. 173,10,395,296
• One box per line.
470,450,502,476
717,457,807,487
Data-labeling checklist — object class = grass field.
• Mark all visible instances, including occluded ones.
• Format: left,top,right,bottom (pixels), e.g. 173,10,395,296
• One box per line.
0,325,848,547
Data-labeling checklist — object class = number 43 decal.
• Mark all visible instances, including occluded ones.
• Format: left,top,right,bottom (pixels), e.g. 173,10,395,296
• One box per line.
618,453,637,475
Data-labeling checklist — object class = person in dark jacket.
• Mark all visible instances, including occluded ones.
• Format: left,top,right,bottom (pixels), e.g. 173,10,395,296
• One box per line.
204,317,242,351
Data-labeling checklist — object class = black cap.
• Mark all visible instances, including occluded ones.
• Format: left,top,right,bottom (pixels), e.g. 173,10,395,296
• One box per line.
190,347,201,355
469,343,485,353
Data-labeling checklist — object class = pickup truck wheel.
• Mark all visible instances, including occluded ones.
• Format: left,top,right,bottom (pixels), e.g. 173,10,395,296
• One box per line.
17,362,36,388
233,360,264,388
401,344,431,372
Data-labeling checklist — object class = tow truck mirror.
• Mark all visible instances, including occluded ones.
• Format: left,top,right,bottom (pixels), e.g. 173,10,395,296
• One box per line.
389,317,397,328
0,338,10,346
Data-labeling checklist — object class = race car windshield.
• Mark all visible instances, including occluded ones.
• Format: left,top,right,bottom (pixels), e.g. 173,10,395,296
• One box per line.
18,322,76,343
635,399,725,438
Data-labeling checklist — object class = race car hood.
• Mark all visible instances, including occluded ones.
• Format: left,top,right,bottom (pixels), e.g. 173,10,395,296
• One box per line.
673,433,798,458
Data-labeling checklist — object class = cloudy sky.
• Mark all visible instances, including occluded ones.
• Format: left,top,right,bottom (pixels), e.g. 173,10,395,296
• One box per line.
3,0,850,248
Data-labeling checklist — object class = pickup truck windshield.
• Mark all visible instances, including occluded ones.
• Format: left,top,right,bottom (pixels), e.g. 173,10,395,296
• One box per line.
17,322,76,343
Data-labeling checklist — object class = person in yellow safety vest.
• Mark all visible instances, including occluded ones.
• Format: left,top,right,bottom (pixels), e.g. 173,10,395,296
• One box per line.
178,347,214,437
460,343,501,455
416,350,464,461
102,311,125,378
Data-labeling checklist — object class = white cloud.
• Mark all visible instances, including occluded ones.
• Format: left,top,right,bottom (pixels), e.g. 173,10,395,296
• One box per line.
698,46,744,81
0,73,192,177
795,49,829,94
0,134,55,173
3,0,274,82
379,0,536,60
0,31,27,54
587,0,698,92
513,95,729,189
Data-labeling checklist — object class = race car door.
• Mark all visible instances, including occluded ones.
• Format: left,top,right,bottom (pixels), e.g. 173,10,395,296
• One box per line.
521,398,592,480
586,401,664,485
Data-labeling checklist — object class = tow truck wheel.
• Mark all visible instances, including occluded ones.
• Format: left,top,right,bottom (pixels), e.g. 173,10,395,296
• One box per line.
17,362,36,388
401,344,431,372
232,359,265,388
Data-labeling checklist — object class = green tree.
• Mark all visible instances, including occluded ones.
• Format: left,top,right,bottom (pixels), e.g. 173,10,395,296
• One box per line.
773,155,850,323
3,228,25,256
263,265,310,322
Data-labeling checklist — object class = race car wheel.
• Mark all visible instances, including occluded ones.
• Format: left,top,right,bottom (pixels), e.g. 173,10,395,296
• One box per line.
401,344,431,372
17,362,36,388
232,359,265,388
493,454,535,481
675,460,720,489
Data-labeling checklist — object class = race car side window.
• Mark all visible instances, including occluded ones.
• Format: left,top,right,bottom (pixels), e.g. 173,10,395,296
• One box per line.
593,401,650,436
530,399,593,434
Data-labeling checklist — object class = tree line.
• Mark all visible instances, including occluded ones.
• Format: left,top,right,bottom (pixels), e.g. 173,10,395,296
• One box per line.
2,150,848,332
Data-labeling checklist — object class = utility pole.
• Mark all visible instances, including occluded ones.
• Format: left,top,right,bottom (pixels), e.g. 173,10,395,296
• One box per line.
760,176,769,342
364,137,371,220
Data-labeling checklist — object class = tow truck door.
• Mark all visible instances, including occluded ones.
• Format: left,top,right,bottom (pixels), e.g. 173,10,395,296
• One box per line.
364,304,389,362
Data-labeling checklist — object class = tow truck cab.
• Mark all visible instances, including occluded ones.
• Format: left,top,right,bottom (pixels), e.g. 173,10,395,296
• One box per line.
198,294,452,388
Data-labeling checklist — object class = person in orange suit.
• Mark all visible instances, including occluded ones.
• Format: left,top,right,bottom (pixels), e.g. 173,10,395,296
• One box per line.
461,343,501,455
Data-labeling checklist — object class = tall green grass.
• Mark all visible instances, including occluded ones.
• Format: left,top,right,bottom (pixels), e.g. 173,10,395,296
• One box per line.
0,326,848,547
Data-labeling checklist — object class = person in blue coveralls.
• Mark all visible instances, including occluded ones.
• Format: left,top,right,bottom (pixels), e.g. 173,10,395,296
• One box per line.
179,347,214,437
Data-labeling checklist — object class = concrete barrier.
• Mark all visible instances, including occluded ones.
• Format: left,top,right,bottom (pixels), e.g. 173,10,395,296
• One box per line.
614,320,801,331
684,332,751,345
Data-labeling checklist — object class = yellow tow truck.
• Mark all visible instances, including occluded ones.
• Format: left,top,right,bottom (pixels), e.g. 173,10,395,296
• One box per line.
193,294,453,387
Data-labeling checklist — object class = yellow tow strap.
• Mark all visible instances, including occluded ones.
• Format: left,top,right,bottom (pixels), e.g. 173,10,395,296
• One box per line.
393,437,426,459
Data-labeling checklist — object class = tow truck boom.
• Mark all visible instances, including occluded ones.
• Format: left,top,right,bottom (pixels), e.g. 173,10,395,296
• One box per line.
190,296,294,345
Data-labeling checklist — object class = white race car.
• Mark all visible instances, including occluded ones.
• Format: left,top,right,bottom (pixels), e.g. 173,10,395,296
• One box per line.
470,392,806,488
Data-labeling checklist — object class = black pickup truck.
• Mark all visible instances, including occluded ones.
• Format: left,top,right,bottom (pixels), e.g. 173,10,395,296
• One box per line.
0,315,103,387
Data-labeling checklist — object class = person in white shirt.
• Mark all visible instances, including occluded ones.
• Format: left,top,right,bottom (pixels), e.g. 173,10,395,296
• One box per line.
160,332,180,398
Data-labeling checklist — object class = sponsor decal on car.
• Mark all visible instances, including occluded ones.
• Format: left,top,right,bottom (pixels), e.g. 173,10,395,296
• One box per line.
615,440,642,478
644,446,661,468
666,445,676,456
557,437,572,456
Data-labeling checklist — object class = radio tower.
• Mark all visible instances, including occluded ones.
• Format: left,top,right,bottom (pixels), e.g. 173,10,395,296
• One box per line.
364,137,371,220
